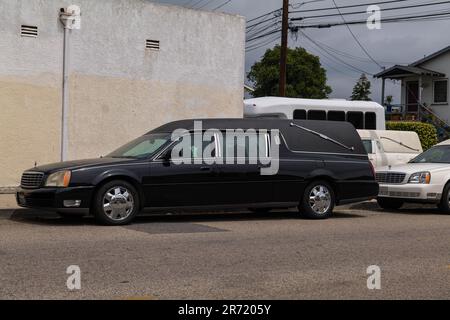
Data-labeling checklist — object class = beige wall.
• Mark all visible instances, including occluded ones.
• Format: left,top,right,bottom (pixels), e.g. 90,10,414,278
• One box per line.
0,0,245,187
0,76,61,186
68,73,242,160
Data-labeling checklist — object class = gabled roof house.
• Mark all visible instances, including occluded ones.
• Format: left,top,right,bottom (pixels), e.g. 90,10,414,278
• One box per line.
375,46,450,124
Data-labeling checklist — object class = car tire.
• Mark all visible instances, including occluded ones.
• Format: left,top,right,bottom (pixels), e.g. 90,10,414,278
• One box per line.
376,197,404,210
92,180,140,226
438,184,450,213
299,180,335,219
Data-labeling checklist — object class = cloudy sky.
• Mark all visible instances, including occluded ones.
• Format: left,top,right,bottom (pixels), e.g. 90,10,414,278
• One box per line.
153,0,450,103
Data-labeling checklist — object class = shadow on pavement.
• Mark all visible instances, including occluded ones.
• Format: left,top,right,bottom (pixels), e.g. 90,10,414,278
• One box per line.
348,200,448,216
7,206,364,227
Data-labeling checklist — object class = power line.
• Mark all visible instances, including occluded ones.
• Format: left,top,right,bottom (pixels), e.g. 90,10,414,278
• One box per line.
290,0,413,14
331,0,383,69
291,0,450,21
246,28,282,42
291,11,450,28
300,31,374,75
213,0,232,11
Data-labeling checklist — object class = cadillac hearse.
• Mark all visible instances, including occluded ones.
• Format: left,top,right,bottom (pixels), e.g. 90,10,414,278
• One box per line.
16,119,378,225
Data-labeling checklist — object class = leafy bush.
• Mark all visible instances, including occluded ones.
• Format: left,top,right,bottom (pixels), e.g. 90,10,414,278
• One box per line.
386,122,438,151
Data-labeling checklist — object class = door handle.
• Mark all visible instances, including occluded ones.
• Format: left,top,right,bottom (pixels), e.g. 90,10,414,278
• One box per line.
200,166,211,171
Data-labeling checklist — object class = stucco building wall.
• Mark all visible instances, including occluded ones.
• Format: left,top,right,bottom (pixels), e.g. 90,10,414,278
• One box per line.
0,0,245,187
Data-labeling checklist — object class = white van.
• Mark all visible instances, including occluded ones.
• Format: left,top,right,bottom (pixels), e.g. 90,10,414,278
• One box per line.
244,97,386,130
357,130,423,168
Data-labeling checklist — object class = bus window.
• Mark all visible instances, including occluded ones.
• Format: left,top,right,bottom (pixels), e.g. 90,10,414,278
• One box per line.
293,109,306,119
307,110,326,120
347,111,364,129
365,112,377,129
327,111,345,121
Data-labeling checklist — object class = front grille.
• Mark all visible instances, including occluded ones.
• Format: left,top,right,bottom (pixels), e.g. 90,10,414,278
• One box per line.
20,172,44,189
376,172,406,184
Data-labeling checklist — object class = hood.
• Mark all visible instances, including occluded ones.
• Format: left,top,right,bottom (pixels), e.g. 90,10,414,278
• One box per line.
27,157,135,173
377,162,450,174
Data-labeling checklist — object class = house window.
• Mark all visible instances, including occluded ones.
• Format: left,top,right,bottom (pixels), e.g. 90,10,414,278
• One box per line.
433,80,448,104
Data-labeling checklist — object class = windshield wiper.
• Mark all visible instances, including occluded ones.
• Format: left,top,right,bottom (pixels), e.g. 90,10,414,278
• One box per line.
290,123,355,151
380,136,420,152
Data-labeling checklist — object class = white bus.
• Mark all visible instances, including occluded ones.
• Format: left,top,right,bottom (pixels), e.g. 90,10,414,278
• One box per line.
244,97,386,130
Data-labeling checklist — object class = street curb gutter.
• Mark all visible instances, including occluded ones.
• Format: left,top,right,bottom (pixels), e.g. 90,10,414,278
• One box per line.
0,187,17,194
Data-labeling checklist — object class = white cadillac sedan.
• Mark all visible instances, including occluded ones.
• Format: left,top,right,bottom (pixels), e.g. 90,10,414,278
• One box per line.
376,139,450,212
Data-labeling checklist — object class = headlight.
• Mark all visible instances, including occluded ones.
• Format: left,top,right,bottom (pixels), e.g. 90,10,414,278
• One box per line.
408,171,431,184
45,171,71,187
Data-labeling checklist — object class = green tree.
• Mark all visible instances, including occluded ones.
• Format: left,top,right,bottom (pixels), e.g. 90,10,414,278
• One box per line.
247,46,332,98
351,74,372,101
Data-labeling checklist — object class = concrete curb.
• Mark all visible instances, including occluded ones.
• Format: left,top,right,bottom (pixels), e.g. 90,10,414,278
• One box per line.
0,187,17,194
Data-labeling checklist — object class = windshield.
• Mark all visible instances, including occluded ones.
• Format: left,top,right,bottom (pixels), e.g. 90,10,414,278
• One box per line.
107,133,171,159
409,145,450,164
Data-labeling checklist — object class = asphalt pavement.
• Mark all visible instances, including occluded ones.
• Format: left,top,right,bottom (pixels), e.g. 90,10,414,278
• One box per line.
0,194,449,299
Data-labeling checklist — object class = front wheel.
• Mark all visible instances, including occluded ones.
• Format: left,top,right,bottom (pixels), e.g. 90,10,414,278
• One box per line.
299,181,335,219
92,180,140,225
438,183,450,214
377,197,404,210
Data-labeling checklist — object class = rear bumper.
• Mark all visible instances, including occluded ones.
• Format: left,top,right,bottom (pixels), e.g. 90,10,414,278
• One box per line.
16,186,95,212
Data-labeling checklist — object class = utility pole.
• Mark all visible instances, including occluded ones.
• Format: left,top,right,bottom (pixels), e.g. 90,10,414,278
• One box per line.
279,0,289,97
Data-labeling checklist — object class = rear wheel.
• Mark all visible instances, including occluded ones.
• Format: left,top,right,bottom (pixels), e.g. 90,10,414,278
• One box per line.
92,180,140,225
299,180,335,219
377,197,404,210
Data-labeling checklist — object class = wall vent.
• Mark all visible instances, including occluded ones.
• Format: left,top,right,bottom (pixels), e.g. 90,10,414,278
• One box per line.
146,39,160,51
21,25,38,38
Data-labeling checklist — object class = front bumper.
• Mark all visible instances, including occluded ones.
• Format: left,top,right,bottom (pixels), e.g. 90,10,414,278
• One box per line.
378,183,442,203
16,186,95,212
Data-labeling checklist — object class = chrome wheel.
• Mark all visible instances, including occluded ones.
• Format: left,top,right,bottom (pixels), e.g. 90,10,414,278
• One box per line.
102,186,134,221
308,185,331,214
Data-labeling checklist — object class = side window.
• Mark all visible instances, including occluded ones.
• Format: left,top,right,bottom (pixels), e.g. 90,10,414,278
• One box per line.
171,133,216,160
293,109,306,119
362,139,373,154
365,112,377,129
307,110,326,120
218,131,269,161
328,111,346,121
347,111,364,129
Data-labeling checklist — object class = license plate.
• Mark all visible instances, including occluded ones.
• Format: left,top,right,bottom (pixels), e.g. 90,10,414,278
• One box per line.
379,186,389,196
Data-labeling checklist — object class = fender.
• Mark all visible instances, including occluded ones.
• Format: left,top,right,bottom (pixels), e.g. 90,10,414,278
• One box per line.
92,168,141,186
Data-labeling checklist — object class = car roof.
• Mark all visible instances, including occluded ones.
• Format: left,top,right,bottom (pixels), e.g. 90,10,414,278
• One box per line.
148,118,367,155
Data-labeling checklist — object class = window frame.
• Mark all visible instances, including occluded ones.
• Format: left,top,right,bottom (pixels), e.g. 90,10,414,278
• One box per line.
432,79,448,105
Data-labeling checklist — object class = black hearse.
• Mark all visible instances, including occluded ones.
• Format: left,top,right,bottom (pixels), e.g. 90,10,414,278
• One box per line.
16,119,378,225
